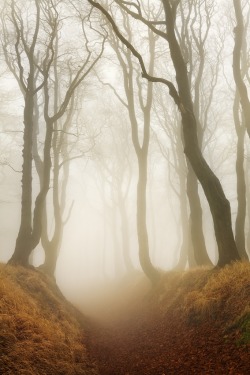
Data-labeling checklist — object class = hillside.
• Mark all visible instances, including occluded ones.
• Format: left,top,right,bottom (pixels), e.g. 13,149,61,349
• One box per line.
0,261,250,374
0,263,98,375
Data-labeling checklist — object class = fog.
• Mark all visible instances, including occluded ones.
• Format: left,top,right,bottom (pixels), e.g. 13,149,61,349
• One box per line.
0,0,249,308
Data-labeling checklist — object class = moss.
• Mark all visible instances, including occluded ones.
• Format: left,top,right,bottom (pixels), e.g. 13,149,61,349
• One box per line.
235,312,250,346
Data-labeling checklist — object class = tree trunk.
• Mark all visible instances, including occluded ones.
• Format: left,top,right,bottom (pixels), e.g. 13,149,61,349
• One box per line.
40,238,59,278
186,162,213,266
137,154,159,283
233,95,248,260
246,153,250,257
10,119,53,265
235,127,248,259
175,132,195,269
233,0,250,138
117,189,134,273
163,0,240,266
10,93,34,265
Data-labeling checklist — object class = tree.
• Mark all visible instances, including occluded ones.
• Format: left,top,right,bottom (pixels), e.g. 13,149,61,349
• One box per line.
232,0,250,138
103,9,160,282
175,0,217,267
232,0,250,260
2,0,105,266
152,97,195,269
87,0,240,267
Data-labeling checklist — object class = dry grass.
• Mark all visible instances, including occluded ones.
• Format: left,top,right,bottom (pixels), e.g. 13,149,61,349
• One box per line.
1,260,249,374
152,262,250,337
183,261,250,322
0,263,98,375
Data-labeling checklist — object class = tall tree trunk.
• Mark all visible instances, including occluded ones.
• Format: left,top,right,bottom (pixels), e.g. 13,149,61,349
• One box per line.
233,0,250,138
31,123,53,249
110,25,160,283
246,151,250,256
89,0,240,267
175,130,195,269
41,152,62,277
137,154,159,282
186,162,212,266
163,1,240,266
10,93,34,265
117,188,134,273
10,118,53,266
233,94,248,259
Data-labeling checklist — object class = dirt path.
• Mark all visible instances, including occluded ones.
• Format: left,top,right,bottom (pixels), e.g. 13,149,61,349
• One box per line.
84,283,250,375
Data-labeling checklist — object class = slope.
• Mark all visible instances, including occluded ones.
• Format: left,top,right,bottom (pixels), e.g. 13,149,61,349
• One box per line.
0,263,98,375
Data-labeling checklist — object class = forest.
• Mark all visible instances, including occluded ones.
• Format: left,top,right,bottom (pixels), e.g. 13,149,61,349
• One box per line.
0,0,250,374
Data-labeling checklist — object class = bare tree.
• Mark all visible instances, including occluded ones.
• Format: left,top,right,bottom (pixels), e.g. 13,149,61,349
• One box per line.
102,8,160,282
1,0,105,266
232,0,250,260
152,96,195,269
233,0,250,138
87,0,240,267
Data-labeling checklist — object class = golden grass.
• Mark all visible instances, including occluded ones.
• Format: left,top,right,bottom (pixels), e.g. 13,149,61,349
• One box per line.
152,261,250,331
0,263,98,375
183,262,250,322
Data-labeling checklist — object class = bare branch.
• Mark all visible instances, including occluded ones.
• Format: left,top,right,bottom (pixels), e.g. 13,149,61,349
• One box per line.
88,0,182,110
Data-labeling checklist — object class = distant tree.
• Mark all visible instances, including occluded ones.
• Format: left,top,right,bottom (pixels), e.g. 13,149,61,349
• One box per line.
172,0,213,267
94,118,135,274
103,10,160,282
153,97,195,269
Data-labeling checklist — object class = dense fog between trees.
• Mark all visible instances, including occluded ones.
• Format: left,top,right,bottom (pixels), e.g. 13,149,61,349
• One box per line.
0,0,249,297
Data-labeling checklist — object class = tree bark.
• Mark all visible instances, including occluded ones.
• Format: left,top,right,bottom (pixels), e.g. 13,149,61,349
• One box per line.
163,0,240,266
175,129,195,269
232,0,250,138
137,154,159,282
186,161,212,266
233,94,248,260
88,0,240,267
10,92,34,265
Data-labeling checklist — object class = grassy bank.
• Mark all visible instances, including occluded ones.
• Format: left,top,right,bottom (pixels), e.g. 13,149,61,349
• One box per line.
0,263,98,375
154,261,250,346
1,261,249,375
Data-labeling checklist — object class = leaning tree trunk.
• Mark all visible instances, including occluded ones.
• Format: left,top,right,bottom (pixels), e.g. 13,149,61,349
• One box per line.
87,0,239,269
186,162,212,266
175,131,196,269
163,1,240,266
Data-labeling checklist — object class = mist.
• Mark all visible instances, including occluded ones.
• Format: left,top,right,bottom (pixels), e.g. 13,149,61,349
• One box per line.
0,0,249,309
